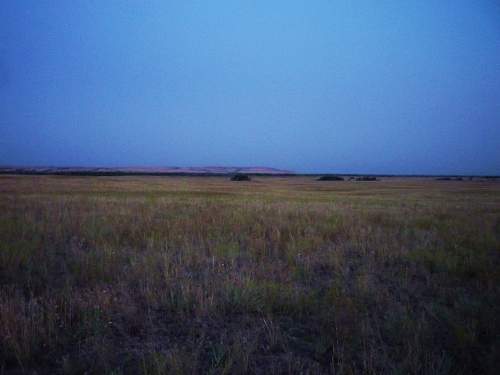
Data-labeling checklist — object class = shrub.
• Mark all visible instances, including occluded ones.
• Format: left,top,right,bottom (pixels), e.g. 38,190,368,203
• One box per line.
230,174,251,181
317,175,344,181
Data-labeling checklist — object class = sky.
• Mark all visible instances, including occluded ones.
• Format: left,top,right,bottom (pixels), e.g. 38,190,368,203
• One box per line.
1,1,499,174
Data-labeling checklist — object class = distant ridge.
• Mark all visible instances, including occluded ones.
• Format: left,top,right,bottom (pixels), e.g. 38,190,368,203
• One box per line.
0,166,294,176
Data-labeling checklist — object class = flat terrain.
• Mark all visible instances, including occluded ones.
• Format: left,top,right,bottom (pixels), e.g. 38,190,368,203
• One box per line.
0,176,499,374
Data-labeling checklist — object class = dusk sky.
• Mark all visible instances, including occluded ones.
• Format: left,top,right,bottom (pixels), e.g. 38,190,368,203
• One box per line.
1,1,499,174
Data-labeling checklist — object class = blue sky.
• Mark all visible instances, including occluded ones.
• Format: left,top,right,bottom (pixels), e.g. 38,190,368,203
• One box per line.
1,1,499,174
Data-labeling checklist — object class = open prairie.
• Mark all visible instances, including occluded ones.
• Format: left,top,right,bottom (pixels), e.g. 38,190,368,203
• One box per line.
1,175,499,374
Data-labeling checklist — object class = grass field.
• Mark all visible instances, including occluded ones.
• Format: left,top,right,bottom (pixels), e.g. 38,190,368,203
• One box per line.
0,175,499,374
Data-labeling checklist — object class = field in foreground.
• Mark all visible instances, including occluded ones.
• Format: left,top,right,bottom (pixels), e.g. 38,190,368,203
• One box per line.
0,175,499,374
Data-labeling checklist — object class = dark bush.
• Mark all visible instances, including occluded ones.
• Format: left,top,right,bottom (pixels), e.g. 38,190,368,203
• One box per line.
436,177,464,181
317,175,344,181
355,176,378,181
230,174,251,181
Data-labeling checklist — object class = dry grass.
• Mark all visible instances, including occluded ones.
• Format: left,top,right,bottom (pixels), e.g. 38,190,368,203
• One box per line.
0,175,499,374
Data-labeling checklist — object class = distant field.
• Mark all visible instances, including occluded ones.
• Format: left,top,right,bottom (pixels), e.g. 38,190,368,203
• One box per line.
1,176,499,374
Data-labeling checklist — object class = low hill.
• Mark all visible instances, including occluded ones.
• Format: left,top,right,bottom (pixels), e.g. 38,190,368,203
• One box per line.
0,166,294,176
